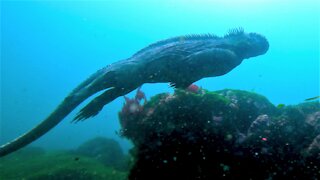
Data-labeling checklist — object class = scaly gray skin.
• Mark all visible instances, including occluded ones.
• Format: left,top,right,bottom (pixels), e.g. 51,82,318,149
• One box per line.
0,28,269,157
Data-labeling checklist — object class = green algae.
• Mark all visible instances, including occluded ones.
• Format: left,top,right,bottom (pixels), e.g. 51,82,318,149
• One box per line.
0,148,128,180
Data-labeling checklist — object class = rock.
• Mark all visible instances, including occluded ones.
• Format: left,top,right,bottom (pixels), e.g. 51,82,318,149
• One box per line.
118,89,320,179
306,111,320,134
305,134,320,158
216,89,277,133
76,137,128,171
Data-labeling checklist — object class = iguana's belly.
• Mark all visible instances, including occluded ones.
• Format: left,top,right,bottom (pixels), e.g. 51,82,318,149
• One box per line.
141,56,191,84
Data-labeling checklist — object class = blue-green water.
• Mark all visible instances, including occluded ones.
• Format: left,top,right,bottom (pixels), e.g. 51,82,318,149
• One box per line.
1,0,319,154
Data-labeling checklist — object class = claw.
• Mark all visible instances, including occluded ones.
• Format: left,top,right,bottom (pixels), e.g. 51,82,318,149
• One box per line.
73,105,101,122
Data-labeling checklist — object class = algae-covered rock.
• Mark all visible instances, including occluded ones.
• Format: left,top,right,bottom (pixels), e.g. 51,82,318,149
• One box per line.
119,88,320,179
120,89,236,146
0,150,127,180
216,89,277,133
76,137,129,171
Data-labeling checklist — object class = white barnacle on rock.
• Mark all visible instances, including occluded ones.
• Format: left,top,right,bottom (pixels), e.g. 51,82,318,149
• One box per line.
306,111,320,133
305,134,320,157
247,114,270,136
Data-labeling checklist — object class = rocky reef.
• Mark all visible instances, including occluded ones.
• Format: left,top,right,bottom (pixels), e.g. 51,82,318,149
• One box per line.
0,138,129,180
119,88,320,179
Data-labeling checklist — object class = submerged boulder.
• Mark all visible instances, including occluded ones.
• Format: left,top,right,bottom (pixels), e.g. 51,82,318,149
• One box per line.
76,137,128,171
216,89,277,133
119,88,320,179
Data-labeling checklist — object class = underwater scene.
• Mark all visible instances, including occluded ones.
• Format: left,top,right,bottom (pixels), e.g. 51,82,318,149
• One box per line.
0,0,319,179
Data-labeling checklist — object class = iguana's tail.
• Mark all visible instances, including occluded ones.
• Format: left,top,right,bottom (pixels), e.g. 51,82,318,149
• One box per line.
0,67,113,157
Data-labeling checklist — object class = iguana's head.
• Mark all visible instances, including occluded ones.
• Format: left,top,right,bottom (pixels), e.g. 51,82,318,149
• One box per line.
223,28,269,59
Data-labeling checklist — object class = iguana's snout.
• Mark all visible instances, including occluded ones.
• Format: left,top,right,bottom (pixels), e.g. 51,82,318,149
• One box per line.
247,33,269,57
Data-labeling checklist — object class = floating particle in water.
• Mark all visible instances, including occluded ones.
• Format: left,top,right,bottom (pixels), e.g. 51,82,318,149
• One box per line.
220,163,230,172
262,137,268,141
163,160,168,163
225,134,233,141
173,156,177,161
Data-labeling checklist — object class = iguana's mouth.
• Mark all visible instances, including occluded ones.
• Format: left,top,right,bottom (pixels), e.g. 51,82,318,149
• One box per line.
249,33,269,55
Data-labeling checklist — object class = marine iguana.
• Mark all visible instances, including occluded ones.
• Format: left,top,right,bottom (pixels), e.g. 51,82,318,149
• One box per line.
0,28,269,157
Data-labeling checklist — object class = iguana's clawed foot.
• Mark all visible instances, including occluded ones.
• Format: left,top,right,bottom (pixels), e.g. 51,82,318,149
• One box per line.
73,102,102,122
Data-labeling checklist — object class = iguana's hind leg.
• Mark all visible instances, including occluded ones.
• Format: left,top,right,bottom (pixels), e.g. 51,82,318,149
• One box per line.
73,87,135,122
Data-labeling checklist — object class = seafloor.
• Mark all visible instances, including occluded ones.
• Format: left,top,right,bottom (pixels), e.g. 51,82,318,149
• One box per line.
1,88,319,179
